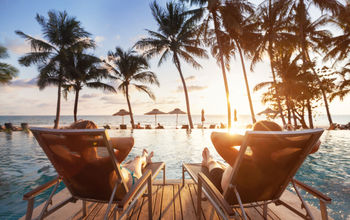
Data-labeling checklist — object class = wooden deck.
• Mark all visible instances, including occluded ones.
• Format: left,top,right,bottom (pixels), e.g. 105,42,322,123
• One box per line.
21,180,329,220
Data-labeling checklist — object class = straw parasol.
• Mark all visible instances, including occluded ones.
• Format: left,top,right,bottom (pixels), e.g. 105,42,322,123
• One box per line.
168,108,186,128
112,109,129,124
145,109,166,127
257,107,278,115
257,107,279,119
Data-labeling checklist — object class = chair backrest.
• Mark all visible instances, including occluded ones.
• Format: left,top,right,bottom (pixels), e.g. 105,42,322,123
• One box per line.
30,127,129,202
223,129,323,205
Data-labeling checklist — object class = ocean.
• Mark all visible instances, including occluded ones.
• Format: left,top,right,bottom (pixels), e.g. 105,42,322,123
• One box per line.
0,114,349,129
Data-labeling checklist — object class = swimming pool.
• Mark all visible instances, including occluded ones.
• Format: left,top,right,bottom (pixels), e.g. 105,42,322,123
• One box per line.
0,129,348,219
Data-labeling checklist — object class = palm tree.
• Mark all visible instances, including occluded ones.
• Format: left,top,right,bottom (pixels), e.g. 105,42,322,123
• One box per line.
251,0,295,126
330,63,350,101
220,0,257,124
106,47,159,129
64,53,116,122
16,10,94,128
182,0,232,128
325,2,350,64
135,1,208,129
0,46,18,84
290,0,341,126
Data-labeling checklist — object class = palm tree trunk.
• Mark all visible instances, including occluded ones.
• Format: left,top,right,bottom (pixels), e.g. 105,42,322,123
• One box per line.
54,79,62,129
236,41,256,124
268,50,286,125
125,85,135,129
267,0,286,125
212,11,232,129
306,99,314,128
174,53,194,129
73,88,80,122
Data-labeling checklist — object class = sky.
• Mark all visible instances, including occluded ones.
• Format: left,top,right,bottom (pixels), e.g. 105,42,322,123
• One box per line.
0,0,349,116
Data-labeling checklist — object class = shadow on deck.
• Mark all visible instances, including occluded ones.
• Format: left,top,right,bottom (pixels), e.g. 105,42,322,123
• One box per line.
21,179,329,220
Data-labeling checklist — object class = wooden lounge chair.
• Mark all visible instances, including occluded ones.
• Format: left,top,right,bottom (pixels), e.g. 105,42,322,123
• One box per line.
183,129,332,220
25,127,165,220
119,124,127,129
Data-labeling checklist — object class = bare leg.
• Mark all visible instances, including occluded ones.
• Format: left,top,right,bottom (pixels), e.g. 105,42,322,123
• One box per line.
202,147,222,172
122,149,154,188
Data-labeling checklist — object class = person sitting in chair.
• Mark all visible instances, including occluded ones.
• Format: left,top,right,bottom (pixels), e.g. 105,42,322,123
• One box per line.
202,120,321,193
67,120,154,189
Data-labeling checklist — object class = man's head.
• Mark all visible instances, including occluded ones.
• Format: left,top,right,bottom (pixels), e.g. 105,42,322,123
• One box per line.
69,120,98,129
252,120,282,131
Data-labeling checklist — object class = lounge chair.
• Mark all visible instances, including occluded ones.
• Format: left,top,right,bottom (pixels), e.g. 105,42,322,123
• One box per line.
181,125,189,129
209,124,216,129
145,124,152,129
119,124,127,129
183,129,331,220
25,127,165,220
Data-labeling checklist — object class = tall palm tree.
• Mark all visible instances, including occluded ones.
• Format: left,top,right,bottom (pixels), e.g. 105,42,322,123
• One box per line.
106,47,159,129
16,10,94,128
290,0,341,126
135,1,208,129
182,0,233,128
251,0,295,125
0,46,18,84
220,0,257,124
64,53,116,122
325,2,350,64
330,63,350,101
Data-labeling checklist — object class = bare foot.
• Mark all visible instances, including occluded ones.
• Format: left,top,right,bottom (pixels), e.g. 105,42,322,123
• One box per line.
202,147,210,167
146,151,154,163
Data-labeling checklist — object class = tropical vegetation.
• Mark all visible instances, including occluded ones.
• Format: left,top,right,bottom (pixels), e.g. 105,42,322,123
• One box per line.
12,0,350,129
16,10,94,128
0,46,18,84
105,47,159,129
135,1,208,129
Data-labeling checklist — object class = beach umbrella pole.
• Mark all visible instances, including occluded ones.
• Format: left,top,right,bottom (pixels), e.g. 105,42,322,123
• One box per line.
176,114,178,128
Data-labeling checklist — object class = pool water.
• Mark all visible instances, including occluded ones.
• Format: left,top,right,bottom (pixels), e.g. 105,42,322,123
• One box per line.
0,129,348,219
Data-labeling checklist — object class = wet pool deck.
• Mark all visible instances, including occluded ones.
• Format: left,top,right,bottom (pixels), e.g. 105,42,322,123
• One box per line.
21,179,330,220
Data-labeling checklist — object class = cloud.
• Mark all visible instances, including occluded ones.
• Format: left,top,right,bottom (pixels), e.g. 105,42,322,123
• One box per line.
8,78,38,88
94,36,105,43
2,38,30,55
155,97,180,105
100,96,125,104
81,93,100,99
176,85,208,92
115,35,121,41
185,76,196,81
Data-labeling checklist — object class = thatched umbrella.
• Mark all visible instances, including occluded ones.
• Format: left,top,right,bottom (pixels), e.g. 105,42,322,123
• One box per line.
257,108,279,119
145,109,166,127
168,108,186,128
112,109,129,124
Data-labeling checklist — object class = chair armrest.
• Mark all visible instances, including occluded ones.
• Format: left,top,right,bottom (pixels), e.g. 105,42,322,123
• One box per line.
198,172,235,217
292,179,331,203
23,177,61,200
121,170,152,207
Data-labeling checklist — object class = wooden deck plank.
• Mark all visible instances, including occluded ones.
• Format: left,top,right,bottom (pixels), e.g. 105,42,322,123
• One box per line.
135,185,158,220
173,184,182,220
152,185,163,220
21,180,332,220
179,184,197,220
160,185,175,219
